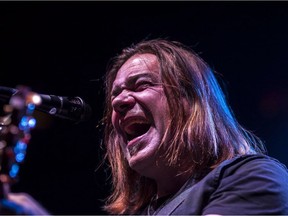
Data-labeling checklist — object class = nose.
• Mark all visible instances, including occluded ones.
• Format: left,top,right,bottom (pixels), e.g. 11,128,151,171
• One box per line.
112,90,136,114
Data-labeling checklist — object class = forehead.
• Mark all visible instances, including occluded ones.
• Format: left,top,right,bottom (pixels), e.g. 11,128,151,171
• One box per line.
114,53,159,82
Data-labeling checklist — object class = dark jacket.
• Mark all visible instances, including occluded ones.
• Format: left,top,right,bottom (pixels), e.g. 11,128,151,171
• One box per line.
141,154,288,215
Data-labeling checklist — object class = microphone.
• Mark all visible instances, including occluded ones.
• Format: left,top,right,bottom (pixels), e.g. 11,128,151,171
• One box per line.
0,86,92,123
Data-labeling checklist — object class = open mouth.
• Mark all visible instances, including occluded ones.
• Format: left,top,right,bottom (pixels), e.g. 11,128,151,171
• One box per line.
123,118,151,143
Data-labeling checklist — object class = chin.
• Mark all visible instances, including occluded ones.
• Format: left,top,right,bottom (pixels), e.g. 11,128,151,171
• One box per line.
128,148,158,177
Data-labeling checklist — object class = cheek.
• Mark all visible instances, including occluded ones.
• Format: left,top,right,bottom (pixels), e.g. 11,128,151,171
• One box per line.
154,95,170,127
159,93,170,114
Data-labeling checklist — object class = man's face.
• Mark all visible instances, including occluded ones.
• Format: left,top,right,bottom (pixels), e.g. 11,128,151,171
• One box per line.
111,53,170,177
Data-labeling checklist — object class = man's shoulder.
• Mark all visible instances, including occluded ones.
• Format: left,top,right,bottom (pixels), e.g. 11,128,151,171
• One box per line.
187,153,288,194
171,154,288,215
216,154,288,176
206,153,288,190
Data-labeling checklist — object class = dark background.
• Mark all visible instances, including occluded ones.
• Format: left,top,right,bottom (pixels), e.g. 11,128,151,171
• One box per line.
1,1,288,214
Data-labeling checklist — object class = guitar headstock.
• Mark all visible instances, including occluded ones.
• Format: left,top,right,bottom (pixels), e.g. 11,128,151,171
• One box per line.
0,85,41,198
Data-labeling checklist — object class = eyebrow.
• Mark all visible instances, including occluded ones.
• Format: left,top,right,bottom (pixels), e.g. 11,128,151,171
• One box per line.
111,72,158,97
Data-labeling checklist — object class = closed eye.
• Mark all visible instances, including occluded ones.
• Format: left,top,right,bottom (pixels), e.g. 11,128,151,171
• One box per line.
135,81,153,91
